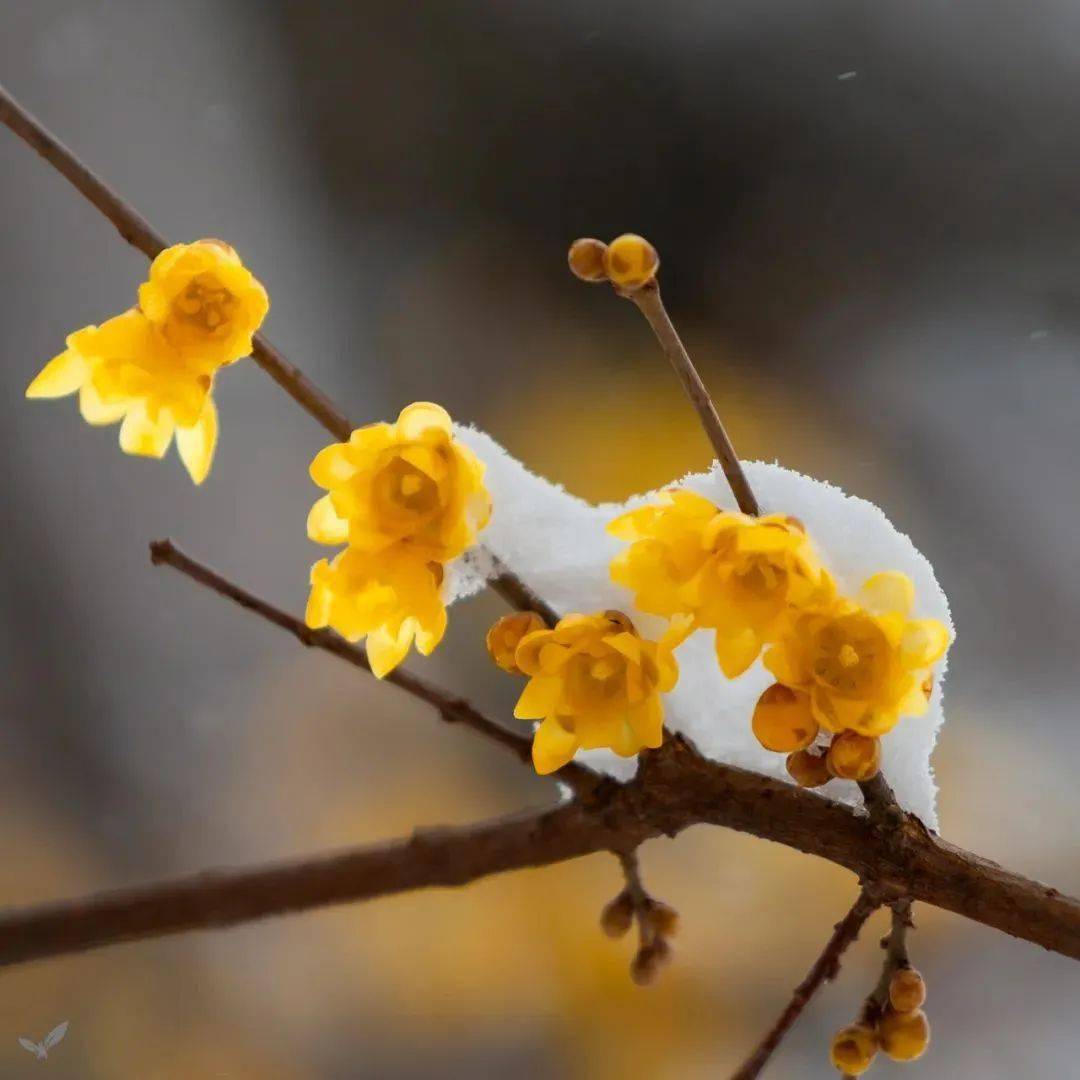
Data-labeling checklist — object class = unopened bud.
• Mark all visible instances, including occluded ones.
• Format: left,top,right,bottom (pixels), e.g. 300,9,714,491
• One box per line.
830,1023,878,1075
646,900,680,938
878,1007,930,1062
604,233,659,289
629,938,671,986
787,748,832,788
486,611,546,674
888,967,927,1013
568,237,609,282
600,890,635,938
827,731,881,781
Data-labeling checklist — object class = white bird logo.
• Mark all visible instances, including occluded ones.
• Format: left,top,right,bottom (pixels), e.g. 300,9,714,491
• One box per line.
18,1022,68,1061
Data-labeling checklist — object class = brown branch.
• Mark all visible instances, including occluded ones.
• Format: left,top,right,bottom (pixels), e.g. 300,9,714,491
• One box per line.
626,281,760,517
148,539,596,795
487,559,560,628
860,899,913,1024
730,888,881,1080
1,738,1077,969
0,800,648,969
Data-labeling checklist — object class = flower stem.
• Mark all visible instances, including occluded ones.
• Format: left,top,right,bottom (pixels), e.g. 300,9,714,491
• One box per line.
627,281,760,517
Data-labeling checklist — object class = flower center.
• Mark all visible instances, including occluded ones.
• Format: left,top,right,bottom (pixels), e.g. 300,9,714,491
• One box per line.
810,615,888,697
166,273,238,346
373,455,442,528
565,650,627,711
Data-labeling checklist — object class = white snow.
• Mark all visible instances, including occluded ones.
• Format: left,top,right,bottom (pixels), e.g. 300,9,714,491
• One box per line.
449,425,953,828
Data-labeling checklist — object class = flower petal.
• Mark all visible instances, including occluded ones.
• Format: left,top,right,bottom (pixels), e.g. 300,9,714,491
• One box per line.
307,493,350,545
859,571,915,617
714,627,760,679
79,382,128,426
367,622,414,678
26,347,88,399
176,397,218,485
309,442,357,489
396,401,453,442
531,717,577,775
900,619,950,669
513,675,562,720
119,403,175,459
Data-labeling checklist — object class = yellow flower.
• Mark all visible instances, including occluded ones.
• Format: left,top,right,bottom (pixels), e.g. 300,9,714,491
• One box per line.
138,240,269,367
25,240,268,483
512,610,691,775
609,490,832,678
762,571,950,737
486,612,548,674
305,546,447,678
307,402,491,562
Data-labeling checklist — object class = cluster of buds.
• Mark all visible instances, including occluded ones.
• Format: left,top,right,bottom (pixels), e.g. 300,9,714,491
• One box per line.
831,967,930,1075
600,886,680,987
568,233,660,291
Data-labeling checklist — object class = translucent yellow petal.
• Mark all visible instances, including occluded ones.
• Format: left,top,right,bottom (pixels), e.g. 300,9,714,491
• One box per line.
513,675,562,720
606,506,654,541
26,347,88,399
309,442,357,489
367,623,414,678
900,619,950,669
79,382,128,426
628,695,664,748
714,628,761,679
118,403,175,459
396,401,453,441
176,397,218,485
810,685,870,733
414,604,448,656
859,571,915,617
605,631,642,664
532,718,578,775
307,493,350,545
897,680,930,717
305,577,332,629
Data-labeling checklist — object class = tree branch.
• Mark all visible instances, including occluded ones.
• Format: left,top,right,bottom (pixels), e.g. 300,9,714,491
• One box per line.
0,738,1077,969
730,888,881,1080
625,280,760,517
148,539,595,794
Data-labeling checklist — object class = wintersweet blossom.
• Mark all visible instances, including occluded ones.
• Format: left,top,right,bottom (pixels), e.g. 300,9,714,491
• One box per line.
609,490,832,678
306,402,491,562
305,546,447,678
25,240,268,483
760,571,950,739
512,610,691,775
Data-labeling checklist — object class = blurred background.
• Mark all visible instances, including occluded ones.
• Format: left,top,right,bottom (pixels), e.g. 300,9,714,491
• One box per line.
1,1,1078,1075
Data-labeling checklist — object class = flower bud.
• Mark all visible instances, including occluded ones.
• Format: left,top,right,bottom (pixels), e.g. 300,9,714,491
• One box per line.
752,684,819,753
878,1007,930,1061
830,1023,878,1075
600,890,635,939
486,611,546,674
604,233,659,289
630,938,671,986
888,967,927,1013
827,731,881,781
567,238,610,282
646,900,680,938
786,748,832,788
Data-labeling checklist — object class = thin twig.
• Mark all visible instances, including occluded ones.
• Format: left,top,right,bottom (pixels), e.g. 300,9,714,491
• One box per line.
626,280,760,517
148,539,596,795
730,888,881,1080
1,758,1077,968
860,899,913,1024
